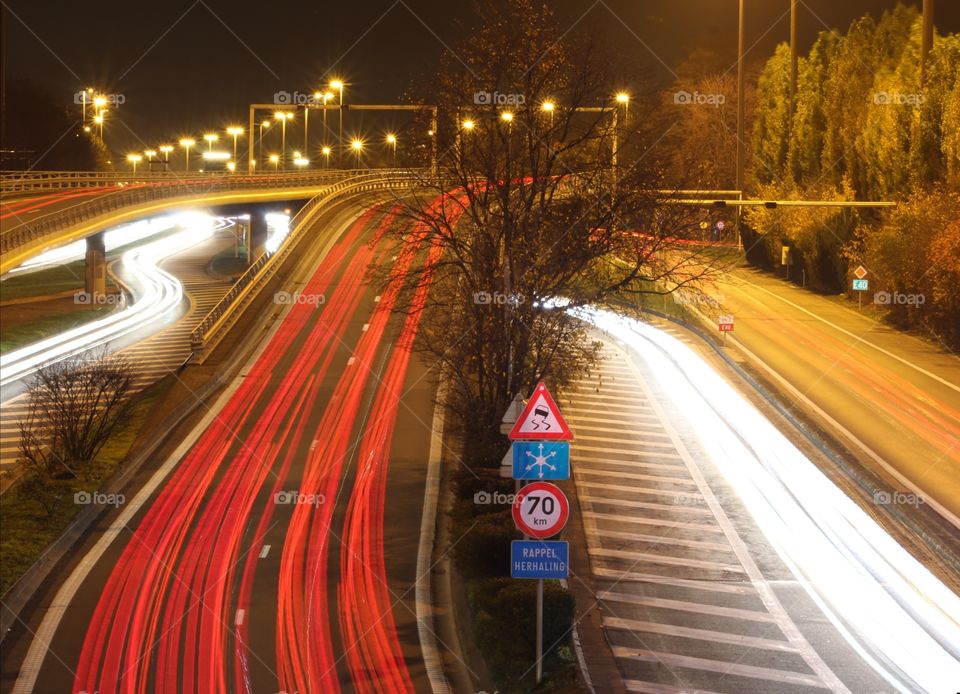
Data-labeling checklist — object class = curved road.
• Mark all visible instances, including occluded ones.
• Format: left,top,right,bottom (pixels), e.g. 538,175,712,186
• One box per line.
7,192,461,693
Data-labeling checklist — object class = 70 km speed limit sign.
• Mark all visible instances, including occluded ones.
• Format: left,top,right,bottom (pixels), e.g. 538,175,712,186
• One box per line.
512,481,570,538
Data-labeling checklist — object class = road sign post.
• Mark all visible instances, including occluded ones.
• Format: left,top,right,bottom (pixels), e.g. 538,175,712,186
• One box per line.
718,315,734,344
507,383,573,685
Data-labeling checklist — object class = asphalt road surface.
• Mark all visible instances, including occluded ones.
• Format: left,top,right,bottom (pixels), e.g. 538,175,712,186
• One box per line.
6,193,458,693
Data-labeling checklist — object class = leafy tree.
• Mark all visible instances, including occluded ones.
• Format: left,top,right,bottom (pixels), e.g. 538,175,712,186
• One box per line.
787,31,838,184
751,43,792,184
389,0,723,464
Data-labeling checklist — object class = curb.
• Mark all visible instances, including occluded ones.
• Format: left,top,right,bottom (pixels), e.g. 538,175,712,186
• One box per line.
416,381,453,694
0,370,224,645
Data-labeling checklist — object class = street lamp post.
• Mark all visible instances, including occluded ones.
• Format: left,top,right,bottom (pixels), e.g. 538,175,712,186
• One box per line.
322,91,333,152
330,79,345,166
203,133,218,152
180,138,195,171
93,113,105,142
159,145,173,170
259,120,271,170
350,138,363,168
736,0,746,247
274,111,293,170
386,133,397,166
269,154,280,171
226,126,244,161
322,145,331,168
127,153,142,173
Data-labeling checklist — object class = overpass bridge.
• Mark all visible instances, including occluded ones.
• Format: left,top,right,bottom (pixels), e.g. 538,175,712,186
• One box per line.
0,169,420,283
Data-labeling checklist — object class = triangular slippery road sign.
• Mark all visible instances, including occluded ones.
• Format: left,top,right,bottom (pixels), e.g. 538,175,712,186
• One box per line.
508,382,573,441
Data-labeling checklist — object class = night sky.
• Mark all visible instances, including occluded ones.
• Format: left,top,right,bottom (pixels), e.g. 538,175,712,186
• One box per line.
2,0,957,153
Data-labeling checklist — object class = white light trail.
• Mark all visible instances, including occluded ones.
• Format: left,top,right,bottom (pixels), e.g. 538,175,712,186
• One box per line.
0,215,218,387
263,212,291,254
573,306,960,693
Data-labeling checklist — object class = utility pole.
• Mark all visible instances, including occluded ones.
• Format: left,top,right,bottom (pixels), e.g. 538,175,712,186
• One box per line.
789,0,798,113
735,0,746,248
921,0,934,86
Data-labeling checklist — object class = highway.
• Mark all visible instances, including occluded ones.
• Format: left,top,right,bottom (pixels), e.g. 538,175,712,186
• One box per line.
568,308,960,693
6,192,459,693
0,216,237,471
698,267,960,525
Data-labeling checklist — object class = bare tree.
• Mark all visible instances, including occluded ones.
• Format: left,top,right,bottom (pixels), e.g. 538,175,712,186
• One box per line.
383,0,727,464
18,351,135,512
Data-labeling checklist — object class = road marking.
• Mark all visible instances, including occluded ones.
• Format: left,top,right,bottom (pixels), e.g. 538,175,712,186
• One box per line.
624,680,724,694
574,456,686,472
603,617,795,652
577,468,697,486
235,609,245,626
583,510,723,534
579,494,712,516
571,424,667,437
576,444,680,457
593,528,733,553
588,547,744,573
613,647,825,689
599,594,775,622
578,481,690,498
259,544,271,558
578,431,673,443
736,275,960,395
612,341,849,693
591,566,754,594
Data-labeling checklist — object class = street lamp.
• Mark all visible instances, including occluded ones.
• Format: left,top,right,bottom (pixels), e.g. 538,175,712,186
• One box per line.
350,138,363,168
615,91,630,119
462,119,475,131
159,145,173,169
226,126,244,161
322,90,334,152
322,145,332,168
386,133,397,165
179,137,196,171
269,153,280,171
127,153,142,173
330,78,345,165
93,113,105,141
81,87,94,123
227,161,236,172
273,111,293,170
293,153,309,168
203,133,218,151
541,99,556,126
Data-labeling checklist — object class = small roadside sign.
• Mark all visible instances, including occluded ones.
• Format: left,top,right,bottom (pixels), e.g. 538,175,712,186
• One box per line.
853,265,868,280
508,383,573,441
512,481,569,538
718,315,735,333
852,279,869,291
512,441,570,480
511,540,569,579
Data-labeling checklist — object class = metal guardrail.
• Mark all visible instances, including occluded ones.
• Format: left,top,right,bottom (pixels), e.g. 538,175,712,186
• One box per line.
0,169,423,265
189,172,418,362
1,169,365,192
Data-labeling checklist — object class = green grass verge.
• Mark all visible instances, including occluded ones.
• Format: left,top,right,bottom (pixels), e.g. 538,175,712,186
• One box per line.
0,261,89,302
450,468,579,692
0,376,174,596
0,306,116,354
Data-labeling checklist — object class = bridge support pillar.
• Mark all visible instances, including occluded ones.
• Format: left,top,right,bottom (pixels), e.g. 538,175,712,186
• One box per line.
84,232,107,297
250,213,268,256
